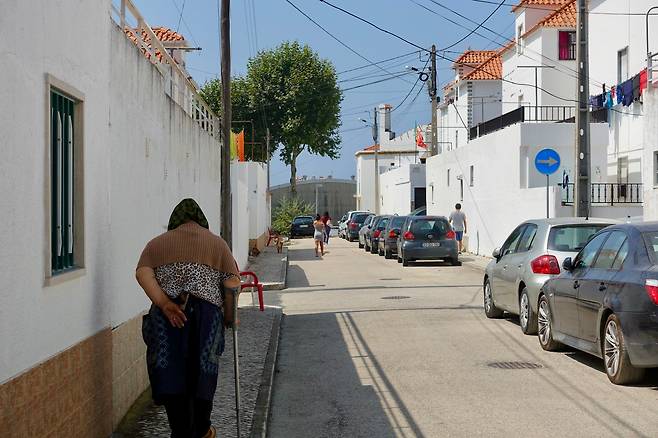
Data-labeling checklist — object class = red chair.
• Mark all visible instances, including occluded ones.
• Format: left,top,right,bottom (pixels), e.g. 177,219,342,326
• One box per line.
240,270,264,311
266,227,279,246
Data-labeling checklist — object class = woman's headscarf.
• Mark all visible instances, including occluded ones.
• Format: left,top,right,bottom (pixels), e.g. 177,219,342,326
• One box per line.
168,198,209,231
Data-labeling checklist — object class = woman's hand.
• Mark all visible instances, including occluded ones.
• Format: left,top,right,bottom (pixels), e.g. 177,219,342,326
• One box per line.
160,300,188,328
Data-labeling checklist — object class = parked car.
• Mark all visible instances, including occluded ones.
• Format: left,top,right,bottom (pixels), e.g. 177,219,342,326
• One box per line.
483,218,616,335
347,212,373,242
290,215,315,238
339,210,370,239
397,216,458,266
379,215,408,258
409,206,427,216
359,215,377,249
537,222,658,384
368,215,391,254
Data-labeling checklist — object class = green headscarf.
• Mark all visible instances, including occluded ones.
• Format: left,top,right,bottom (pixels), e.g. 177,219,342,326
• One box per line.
167,198,209,231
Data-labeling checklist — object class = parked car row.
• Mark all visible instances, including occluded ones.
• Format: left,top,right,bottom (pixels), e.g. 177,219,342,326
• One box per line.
484,218,658,385
339,209,460,267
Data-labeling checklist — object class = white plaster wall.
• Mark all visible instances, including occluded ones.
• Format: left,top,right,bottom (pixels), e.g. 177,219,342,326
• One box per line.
643,86,658,220
471,81,503,127
231,163,249,270
0,0,114,383
427,122,616,256
245,162,270,240
380,164,426,215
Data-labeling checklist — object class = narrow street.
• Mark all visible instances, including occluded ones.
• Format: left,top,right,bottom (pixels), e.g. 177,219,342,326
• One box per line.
267,238,658,438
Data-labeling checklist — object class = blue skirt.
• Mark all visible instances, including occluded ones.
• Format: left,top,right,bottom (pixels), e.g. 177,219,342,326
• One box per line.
142,295,225,404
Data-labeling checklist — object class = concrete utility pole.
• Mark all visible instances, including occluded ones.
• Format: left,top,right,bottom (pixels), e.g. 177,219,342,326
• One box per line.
574,0,590,217
372,107,380,214
266,127,271,193
429,44,438,155
220,0,232,249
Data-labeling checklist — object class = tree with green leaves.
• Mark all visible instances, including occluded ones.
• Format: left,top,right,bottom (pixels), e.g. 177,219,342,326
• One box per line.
271,197,314,236
200,41,342,195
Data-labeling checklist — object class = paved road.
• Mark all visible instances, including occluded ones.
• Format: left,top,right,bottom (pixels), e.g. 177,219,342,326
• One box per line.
267,238,658,438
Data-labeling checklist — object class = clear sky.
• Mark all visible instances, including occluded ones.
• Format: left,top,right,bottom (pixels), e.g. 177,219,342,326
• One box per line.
130,0,517,185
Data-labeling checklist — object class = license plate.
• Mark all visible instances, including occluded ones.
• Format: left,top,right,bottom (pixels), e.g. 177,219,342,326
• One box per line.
422,242,441,247
299,225,309,228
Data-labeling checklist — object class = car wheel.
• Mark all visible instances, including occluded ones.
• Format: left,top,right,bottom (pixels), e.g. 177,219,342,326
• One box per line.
537,295,562,351
449,257,461,266
483,279,504,319
378,247,384,256
519,287,537,335
385,249,392,259
370,244,377,254
603,314,645,385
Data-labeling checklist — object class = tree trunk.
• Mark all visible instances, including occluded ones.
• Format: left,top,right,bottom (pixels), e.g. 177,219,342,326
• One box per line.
290,155,297,197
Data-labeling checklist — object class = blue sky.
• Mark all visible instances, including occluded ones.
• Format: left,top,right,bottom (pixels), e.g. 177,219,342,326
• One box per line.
131,0,518,185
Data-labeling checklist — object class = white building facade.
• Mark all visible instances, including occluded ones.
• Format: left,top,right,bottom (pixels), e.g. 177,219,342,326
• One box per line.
380,164,427,215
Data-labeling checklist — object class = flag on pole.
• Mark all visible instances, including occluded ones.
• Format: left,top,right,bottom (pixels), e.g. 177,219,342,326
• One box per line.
416,124,427,149
230,131,238,160
237,130,245,161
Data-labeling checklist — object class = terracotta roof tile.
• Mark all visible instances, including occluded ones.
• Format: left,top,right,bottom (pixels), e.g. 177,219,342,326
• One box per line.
522,1,576,38
363,144,380,152
512,0,570,12
462,53,502,81
124,26,186,62
453,50,498,66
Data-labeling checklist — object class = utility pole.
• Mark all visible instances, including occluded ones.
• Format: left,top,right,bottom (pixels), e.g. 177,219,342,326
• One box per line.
266,127,271,192
429,44,438,155
372,107,380,214
220,0,232,249
574,0,590,217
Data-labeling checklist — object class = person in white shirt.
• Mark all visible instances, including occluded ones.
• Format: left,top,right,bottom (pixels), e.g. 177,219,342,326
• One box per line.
449,203,467,253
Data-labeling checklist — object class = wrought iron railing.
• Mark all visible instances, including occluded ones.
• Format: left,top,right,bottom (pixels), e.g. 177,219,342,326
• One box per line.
560,183,643,205
524,105,575,122
469,106,524,140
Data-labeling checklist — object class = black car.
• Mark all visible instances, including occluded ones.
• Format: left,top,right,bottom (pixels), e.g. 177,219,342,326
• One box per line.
397,216,459,266
379,215,408,258
368,215,391,254
538,223,658,384
290,215,314,238
347,212,373,242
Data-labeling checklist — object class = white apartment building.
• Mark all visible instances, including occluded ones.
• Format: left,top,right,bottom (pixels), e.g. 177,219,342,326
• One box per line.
380,163,427,215
355,104,428,212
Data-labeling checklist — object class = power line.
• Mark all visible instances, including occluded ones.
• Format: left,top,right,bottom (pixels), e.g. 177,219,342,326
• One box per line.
439,0,507,51
393,56,431,111
341,72,415,92
319,0,429,52
170,0,200,47
286,0,414,85
338,50,423,75
175,0,186,33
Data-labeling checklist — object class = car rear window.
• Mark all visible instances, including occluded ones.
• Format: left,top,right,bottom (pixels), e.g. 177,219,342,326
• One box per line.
548,225,609,252
410,218,450,236
389,216,406,229
293,217,313,225
353,213,372,223
643,232,658,263
377,218,390,229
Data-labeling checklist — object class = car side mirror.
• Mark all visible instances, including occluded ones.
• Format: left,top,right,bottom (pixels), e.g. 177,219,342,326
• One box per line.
562,257,573,272
492,248,501,260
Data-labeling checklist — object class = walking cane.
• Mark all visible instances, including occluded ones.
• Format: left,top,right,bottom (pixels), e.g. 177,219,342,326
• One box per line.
230,286,242,437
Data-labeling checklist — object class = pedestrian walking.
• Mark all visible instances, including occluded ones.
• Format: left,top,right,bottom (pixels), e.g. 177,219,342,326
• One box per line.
135,198,241,438
449,203,467,254
313,214,325,257
321,211,332,244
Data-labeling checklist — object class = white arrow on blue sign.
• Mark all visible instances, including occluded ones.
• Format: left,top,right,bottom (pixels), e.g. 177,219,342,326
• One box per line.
535,148,561,175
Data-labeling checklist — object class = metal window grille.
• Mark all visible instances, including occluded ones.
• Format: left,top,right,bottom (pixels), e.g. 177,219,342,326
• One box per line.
51,91,75,273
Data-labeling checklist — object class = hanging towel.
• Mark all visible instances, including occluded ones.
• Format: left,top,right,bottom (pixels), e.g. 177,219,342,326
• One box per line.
633,74,641,101
640,68,648,94
617,84,623,104
611,85,616,100
604,91,613,108
621,79,634,106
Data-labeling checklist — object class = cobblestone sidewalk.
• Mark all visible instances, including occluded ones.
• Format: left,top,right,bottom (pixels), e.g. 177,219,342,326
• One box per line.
120,306,280,438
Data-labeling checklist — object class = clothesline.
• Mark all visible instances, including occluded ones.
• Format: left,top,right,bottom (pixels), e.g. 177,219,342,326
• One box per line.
590,68,648,110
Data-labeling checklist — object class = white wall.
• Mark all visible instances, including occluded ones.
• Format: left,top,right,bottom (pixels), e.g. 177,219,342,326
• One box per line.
380,164,426,215
427,122,614,256
0,2,238,384
231,163,249,270
643,86,658,220
246,162,270,240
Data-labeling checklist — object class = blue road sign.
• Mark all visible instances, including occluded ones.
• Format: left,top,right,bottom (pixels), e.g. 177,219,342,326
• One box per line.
535,149,561,175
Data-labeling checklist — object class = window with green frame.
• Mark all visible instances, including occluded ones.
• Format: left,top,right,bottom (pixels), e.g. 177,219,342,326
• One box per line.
51,91,75,273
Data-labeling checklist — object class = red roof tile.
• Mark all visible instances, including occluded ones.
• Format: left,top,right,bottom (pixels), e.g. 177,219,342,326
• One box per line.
453,50,498,67
462,53,502,81
124,26,186,62
522,1,576,38
363,144,380,152
512,0,570,12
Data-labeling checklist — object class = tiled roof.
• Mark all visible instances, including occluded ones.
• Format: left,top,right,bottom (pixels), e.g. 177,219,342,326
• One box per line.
124,26,186,62
512,0,571,12
363,144,380,152
462,53,502,81
522,1,576,38
453,50,498,66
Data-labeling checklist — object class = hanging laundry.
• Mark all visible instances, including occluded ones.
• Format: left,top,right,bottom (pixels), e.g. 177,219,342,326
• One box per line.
633,74,641,101
604,91,613,108
611,85,616,100
617,84,623,104
640,68,648,94
621,79,634,106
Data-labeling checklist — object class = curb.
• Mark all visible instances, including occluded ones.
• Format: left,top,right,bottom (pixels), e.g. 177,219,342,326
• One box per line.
249,307,283,438
262,248,288,291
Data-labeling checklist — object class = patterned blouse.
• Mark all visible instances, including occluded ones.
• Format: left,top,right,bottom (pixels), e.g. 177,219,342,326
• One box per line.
155,262,234,308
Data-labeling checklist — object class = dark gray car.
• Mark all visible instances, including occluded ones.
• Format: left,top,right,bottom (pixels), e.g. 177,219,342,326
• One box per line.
378,215,408,258
397,216,459,266
538,222,658,385
368,215,390,254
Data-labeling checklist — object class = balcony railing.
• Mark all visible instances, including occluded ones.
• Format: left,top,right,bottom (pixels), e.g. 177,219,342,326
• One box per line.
469,106,524,140
560,183,643,205
524,105,575,122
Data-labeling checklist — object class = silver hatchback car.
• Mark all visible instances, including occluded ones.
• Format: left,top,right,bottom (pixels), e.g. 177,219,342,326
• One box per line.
483,218,618,335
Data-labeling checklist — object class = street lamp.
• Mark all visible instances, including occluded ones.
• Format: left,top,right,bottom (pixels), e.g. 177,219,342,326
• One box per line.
314,184,324,213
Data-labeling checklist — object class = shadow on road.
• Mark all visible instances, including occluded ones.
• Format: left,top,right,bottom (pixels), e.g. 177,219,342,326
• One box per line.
269,311,423,437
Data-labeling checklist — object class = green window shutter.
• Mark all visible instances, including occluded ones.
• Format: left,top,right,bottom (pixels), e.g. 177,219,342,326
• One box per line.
50,91,75,273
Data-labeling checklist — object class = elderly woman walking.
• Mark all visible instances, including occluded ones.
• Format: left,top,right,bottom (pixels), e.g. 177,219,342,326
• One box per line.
136,199,241,438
